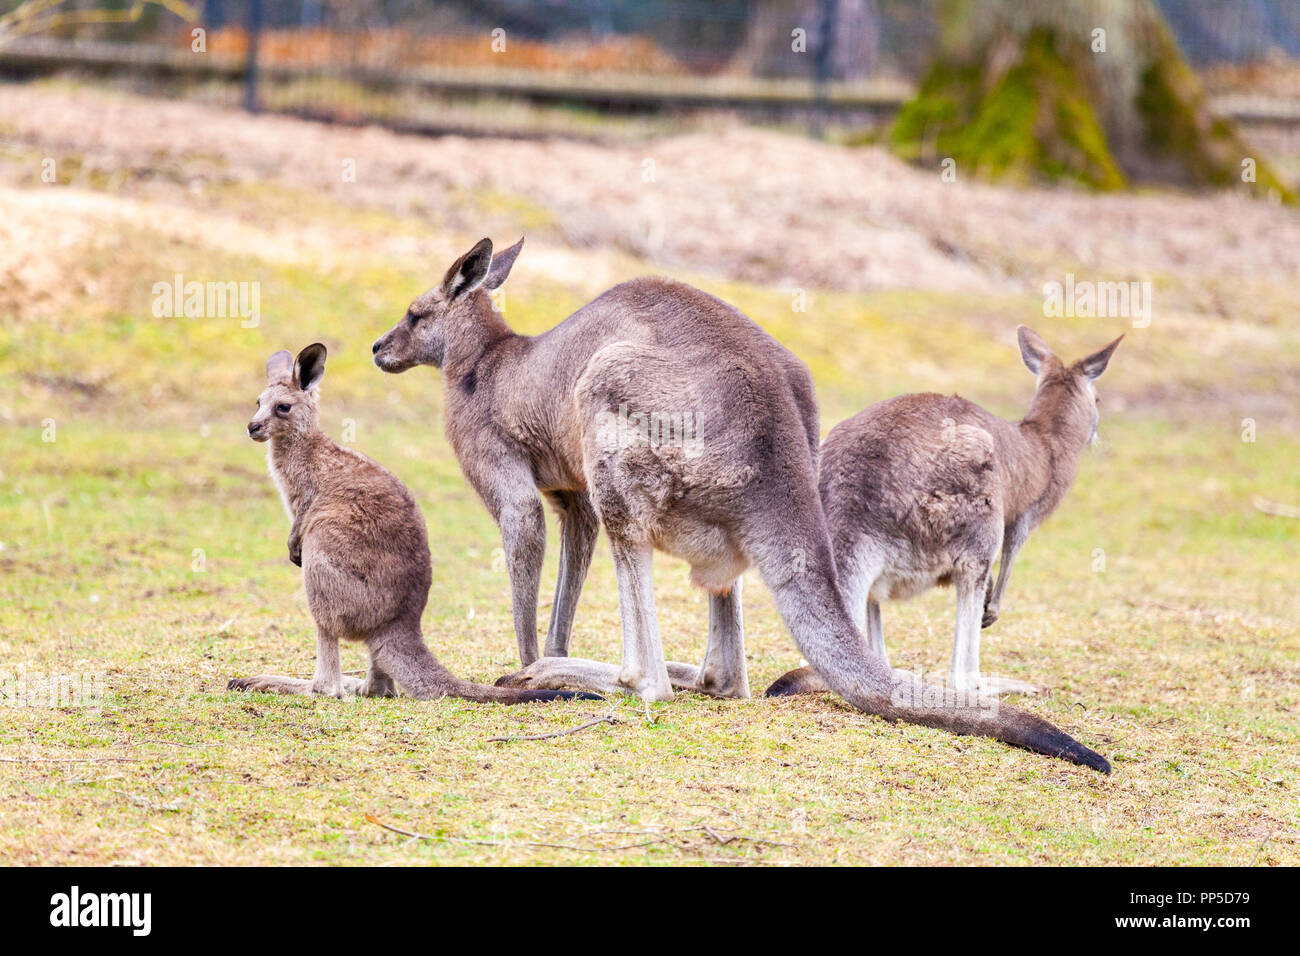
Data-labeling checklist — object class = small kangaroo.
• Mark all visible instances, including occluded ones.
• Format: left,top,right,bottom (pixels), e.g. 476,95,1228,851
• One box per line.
229,343,594,705
767,326,1122,699
371,238,1110,771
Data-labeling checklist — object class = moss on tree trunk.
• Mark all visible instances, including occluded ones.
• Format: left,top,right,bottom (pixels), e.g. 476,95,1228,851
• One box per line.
890,0,1294,202
892,27,1124,189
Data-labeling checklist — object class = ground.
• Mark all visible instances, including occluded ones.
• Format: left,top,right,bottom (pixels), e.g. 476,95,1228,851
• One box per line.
0,81,1297,865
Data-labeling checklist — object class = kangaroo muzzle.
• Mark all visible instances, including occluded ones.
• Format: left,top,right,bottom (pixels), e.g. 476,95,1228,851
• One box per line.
372,331,400,371
372,330,415,373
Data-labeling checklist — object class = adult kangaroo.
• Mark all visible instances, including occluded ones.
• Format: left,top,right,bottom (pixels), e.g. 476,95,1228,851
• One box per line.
230,343,595,705
768,326,1122,699
372,238,1110,771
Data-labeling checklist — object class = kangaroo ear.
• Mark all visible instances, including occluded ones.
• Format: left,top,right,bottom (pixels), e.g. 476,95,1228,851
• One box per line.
266,350,293,383
1017,325,1053,375
443,238,493,299
294,343,327,391
1079,334,1123,381
485,236,524,290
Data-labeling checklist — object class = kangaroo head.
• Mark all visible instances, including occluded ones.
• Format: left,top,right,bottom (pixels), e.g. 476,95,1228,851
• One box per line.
1018,325,1123,444
372,236,523,374
248,343,326,443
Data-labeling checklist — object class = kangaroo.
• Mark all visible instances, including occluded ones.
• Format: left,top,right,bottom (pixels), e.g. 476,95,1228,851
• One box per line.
767,326,1123,700
229,343,595,705
371,238,1110,771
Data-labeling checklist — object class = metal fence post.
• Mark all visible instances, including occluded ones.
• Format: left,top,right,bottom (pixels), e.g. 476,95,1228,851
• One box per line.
244,0,263,113
812,0,838,138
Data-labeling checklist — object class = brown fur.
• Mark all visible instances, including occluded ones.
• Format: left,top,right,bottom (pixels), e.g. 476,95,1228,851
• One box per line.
768,326,1123,699
228,343,596,705
372,240,1111,772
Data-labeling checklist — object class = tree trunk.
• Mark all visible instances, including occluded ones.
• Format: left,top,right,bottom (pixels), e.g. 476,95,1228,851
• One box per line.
891,0,1293,200
735,0,879,81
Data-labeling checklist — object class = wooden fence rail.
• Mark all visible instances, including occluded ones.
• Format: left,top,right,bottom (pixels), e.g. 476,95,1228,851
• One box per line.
1,37,1294,129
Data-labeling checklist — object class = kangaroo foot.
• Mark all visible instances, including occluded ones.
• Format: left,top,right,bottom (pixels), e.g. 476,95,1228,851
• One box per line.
496,656,620,695
358,674,398,698
764,666,830,697
616,666,674,702
310,674,365,698
665,661,703,692
228,674,312,695
229,674,363,697
690,665,749,699
497,656,675,702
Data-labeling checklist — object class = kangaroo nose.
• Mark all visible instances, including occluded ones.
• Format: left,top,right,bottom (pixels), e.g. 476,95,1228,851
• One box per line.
371,338,382,354
247,421,262,435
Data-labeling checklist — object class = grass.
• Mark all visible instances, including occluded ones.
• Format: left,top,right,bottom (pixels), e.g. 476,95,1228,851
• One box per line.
0,172,1297,866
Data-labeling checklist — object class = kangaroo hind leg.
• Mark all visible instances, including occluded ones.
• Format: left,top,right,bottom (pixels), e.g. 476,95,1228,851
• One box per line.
952,566,1040,696
229,624,362,697
227,673,363,696
497,537,674,701
543,490,599,658
692,578,749,698
358,655,399,698
496,657,699,693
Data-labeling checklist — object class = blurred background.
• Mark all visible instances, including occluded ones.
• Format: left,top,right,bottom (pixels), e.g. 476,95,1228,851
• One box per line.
2,1,1300,165
0,1,1297,864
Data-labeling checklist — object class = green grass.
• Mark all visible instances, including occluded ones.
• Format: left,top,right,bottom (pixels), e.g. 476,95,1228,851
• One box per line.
0,183,1297,866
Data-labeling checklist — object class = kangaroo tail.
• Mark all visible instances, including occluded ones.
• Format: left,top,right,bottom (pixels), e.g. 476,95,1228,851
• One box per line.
764,665,829,696
759,550,1110,773
369,633,602,705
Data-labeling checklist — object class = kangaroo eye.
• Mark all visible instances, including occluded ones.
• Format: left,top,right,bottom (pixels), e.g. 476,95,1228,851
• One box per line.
276,403,292,414
408,311,420,326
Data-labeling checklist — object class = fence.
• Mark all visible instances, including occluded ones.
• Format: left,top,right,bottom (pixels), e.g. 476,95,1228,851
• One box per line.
0,0,1297,137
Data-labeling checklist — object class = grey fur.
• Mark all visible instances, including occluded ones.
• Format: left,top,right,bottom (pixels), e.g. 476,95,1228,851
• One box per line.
373,241,1111,771
230,343,596,706
542,489,599,657
768,326,1123,698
